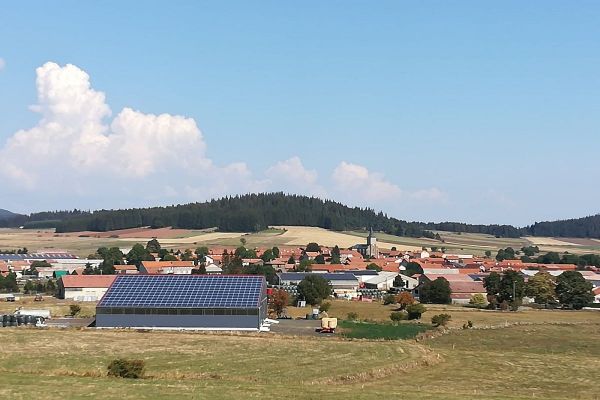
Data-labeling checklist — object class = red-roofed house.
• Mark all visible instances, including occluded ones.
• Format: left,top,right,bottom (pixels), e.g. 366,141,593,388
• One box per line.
140,261,194,274
447,281,486,304
57,275,116,301
115,264,139,274
593,287,600,304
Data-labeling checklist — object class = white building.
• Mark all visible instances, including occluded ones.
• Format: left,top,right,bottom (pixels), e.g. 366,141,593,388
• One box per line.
58,275,116,301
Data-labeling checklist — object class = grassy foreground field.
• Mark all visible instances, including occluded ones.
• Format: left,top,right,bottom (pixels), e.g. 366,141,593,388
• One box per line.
0,321,598,399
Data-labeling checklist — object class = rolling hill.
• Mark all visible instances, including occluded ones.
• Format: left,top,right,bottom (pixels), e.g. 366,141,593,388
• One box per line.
0,193,599,239
0,209,19,221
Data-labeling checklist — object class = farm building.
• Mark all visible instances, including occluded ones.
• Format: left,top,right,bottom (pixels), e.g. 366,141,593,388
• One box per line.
114,264,139,274
58,275,117,301
140,261,194,274
95,275,268,330
276,272,359,294
361,272,418,291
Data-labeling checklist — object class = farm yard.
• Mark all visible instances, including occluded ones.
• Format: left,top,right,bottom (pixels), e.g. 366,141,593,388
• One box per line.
0,309,598,399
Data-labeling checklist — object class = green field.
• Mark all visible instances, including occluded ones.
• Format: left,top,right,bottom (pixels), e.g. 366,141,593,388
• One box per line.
0,303,598,399
339,320,432,339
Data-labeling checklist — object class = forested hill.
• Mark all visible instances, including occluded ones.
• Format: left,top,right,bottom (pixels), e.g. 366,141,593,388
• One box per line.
0,209,19,220
527,214,600,238
1,193,598,239
0,193,520,238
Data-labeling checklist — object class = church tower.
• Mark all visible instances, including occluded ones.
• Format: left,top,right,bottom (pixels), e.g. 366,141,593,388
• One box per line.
367,227,379,258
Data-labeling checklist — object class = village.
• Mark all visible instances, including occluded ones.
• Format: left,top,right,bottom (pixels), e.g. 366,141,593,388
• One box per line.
1,227,598,332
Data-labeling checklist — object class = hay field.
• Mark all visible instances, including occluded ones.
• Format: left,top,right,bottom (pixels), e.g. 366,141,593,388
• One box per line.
0,313,598,399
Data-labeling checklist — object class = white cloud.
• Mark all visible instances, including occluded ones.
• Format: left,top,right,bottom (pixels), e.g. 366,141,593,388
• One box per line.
0,62,258,203
332,161,402,202
0,58,5,70
265,157,327,197
410,187,446,202
0,61,445,215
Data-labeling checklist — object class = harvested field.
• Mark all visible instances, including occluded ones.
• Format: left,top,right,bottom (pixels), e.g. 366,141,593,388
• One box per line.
3,227,600,257
0,314,597,399
273,226,417,250
65,227,212,239
526,236,581,246
554,237,600,246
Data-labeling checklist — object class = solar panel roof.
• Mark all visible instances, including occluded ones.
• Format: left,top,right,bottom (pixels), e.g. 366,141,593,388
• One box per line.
98,275,266,309
0,253,77,261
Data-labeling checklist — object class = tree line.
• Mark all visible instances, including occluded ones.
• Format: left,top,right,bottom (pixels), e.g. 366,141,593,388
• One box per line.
3,193,600,239
0,193,521,238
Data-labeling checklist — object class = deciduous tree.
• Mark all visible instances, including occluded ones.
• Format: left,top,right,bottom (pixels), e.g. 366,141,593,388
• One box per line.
419,277,451,304
297,275,331,306
525,272,556,305
555,271,593,309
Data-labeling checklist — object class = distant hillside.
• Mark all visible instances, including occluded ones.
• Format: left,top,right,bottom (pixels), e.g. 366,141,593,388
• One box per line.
526,214,600,238
0,193,520,238
0,209,20,221
1,193,598,239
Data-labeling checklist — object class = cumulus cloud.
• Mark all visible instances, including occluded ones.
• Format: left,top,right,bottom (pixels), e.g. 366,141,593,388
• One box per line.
264,157,327,196
0,61,445,215
0,62,258,204
410,187,446,202
332,161,402,202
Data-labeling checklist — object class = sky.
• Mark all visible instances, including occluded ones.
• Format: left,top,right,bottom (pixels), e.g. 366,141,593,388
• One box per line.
0,1,599,226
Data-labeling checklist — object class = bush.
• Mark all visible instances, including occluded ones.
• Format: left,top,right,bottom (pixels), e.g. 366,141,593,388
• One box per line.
406,303,427,320
346,312,359,321
462,320,474,329
107,359,145,379
319,301,331,313
395,292,415,310
69,304,81,317
390,311,408,322
469,293,487,307
431,313,452,327
383,294,396,305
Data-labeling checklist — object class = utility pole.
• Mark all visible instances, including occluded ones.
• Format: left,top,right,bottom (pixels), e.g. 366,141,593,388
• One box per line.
513,281,516,301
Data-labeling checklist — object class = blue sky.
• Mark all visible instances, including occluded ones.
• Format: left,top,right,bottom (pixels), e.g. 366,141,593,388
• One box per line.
0,1,599,226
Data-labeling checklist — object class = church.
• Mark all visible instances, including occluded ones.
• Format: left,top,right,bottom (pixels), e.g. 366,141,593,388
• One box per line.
352,227,379,259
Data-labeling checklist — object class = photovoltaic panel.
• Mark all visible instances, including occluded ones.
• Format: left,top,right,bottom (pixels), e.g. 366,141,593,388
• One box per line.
98,275,265,309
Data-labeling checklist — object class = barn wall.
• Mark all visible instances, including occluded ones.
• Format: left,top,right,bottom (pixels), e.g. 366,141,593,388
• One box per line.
96,313,260,330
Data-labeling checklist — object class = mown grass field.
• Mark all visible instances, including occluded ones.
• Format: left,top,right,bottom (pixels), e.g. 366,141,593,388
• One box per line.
287,299,600,328
0,319,598,399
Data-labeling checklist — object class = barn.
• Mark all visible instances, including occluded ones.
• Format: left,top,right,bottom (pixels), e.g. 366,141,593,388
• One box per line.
95,275,267,330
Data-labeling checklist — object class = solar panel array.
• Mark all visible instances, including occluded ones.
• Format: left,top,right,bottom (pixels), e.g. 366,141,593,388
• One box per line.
98,275,265,309
0,253,77,261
